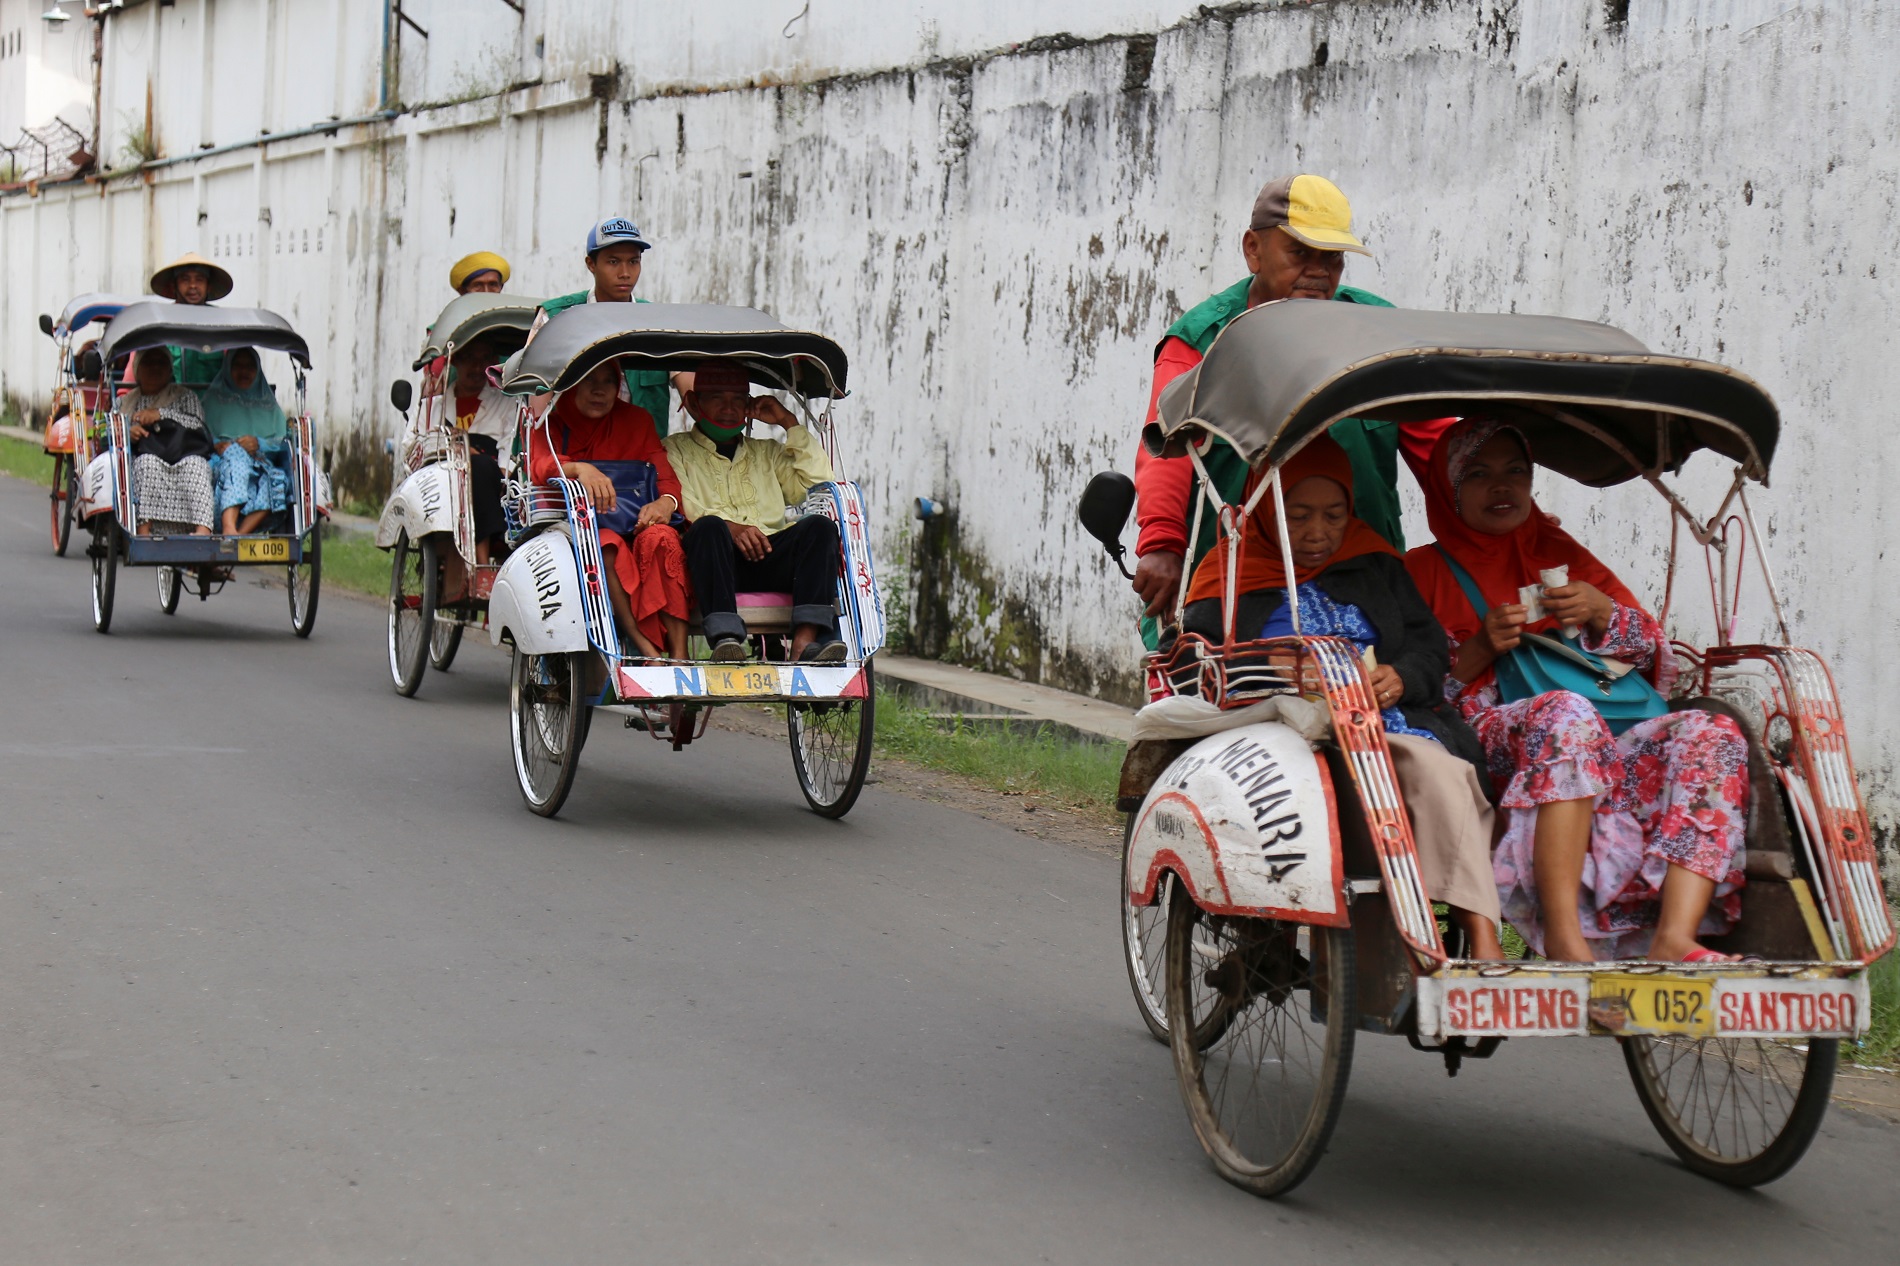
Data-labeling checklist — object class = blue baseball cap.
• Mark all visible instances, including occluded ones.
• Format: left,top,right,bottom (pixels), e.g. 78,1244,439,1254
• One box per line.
585,216,652,255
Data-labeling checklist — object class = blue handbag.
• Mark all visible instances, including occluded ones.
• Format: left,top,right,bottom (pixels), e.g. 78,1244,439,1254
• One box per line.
1434,546,1667,735
586,459,685,537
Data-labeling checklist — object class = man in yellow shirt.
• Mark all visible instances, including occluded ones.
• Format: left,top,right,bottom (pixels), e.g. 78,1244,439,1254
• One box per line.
664,360,845,663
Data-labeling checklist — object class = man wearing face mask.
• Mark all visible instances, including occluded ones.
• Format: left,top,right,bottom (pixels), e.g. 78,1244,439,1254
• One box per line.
663,360,845,664
1130,174,1409,649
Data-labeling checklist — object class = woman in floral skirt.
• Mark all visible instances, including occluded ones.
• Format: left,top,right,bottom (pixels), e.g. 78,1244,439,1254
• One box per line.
1405,419,1748,963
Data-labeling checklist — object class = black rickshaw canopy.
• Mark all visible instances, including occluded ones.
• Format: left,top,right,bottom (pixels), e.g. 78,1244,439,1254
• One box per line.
1148,302,1780,487
498,302,849,399
415,293,547,370
101,301,312,368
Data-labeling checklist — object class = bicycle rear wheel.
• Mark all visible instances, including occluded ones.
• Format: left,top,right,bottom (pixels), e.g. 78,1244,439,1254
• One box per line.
788,661,874,818
1624,1035,1836,1187
429,616,464,671
1166,900,1354,1198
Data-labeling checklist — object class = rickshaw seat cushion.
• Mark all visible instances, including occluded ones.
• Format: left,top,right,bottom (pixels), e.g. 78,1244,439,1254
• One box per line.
735,591,795,609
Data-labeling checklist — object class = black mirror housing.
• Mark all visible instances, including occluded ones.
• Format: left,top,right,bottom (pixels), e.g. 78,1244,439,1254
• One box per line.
1077,471,1137,578
389,379,413,414
38,313,54,337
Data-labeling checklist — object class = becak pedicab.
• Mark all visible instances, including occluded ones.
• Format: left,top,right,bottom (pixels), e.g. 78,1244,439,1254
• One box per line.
35,293,143,557
82,301,331,635
377,292,545,696
1080,300,1893,1196
487,301,883,818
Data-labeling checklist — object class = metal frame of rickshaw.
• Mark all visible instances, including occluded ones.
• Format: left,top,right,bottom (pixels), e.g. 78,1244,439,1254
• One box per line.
83,300,329,637
1106,299,1894,1197
484,301,884,820
377,293,547,695
36,293,141,557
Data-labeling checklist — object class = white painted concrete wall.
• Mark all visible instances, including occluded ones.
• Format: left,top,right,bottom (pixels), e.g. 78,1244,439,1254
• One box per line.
3,0,1896,849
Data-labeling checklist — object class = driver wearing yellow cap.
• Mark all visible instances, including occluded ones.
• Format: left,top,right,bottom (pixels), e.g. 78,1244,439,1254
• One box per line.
449,251,510,295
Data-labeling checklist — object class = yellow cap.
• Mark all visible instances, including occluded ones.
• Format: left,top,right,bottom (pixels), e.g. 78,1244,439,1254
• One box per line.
1250,174,1370,257
450,251,511,292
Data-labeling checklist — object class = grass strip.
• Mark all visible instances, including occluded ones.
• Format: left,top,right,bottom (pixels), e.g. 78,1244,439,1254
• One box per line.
1849,927,1900,1067
0,433,54,486
321,527,390,598
872,684,1122,819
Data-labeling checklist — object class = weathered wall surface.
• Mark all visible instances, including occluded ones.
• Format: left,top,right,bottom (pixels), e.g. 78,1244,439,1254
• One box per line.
2,0,1896,849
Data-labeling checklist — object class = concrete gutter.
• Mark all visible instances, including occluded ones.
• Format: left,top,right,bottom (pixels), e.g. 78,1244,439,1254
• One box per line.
876,654,1134,744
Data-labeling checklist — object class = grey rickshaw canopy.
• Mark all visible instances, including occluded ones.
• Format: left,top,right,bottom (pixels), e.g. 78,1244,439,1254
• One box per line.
498,302,850,399
1148,301,1781,487
55,292,145,337
100,301,312,368
415,293,547,370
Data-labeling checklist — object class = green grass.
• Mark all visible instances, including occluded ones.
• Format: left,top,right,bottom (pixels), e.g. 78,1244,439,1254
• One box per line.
1849,931,1900,1067
321,527,390,597
0,433,54,486
872,685,1123,817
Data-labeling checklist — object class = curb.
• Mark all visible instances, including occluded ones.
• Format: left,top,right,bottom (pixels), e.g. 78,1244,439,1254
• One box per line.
876,654,1133,745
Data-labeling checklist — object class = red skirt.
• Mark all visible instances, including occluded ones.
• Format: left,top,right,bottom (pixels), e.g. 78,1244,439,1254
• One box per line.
599,524,690,649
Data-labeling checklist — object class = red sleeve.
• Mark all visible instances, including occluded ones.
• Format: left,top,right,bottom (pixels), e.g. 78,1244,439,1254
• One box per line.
1133,337,1204,558
527,420,567,484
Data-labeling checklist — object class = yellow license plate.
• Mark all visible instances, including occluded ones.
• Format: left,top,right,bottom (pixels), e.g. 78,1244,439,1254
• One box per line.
704,665,782,697
1588,974,1715,1037
236,537,293,563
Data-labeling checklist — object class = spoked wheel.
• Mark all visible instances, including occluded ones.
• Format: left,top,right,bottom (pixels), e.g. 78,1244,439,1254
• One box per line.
1123,812,1172,1042
288,526,321,638
49,453,74,555
429,616,464,671
1623,1035,1837,1187
387,531,437,695
510,647,587,817
787,660,875,818
90,519,119,634
1165,899,1354,1198
156,565,182,615
57,457,81,557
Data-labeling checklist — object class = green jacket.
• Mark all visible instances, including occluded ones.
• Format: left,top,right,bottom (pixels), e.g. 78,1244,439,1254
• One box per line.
169,347,225,388
540,290,673,435
1139,279,1402,651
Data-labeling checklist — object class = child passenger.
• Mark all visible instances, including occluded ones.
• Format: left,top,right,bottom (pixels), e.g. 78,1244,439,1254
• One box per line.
528,359,692,660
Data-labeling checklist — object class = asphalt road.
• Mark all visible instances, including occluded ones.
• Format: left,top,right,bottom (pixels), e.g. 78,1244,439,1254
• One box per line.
1,474,1896,1265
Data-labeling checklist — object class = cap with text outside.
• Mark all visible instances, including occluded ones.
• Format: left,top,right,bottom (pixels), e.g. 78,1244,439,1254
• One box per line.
585,216,652,256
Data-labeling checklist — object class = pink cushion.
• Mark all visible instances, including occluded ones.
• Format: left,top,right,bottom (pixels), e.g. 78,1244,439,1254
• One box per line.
735,592,795,607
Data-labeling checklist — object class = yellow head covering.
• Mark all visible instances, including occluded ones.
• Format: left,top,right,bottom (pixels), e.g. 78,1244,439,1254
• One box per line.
449,251,511,292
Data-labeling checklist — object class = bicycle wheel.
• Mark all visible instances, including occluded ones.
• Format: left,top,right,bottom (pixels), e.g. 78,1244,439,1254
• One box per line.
510,647,585,817
289,526,321,637
387,531,436,696
49,453,72,554
429,617,464,671
788,661,874,818
1166,899,1354,1198
90,519,119,634
156,565,182,615
1624,1035,1837,1187
1123,812,1172,1042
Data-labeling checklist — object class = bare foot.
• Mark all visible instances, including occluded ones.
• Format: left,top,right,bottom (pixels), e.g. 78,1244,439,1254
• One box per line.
1541,934,1597,964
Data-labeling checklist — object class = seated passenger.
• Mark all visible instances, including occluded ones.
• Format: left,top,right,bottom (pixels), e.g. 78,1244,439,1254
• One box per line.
1180,434,1505,959
528,359,690,660
663,360,844,664
1404,419,1747,963
441,336,515,597
122,347,214,536
201,348,289,535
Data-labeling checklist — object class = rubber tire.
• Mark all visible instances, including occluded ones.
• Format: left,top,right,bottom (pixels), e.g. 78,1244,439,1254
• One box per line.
90,519,119,634
1122,811,1172,1043
788,661,875,819
510,647,586,818
429,617,464,671
50,453,75,556
156,565,182,615
387,531,437,696
289,526,321,638
1624,1035,1837,1188
1166,901,1355,1199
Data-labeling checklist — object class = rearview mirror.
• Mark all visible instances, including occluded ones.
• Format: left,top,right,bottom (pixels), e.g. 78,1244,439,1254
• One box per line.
38,313,54,337
389,379,413,415
1077,471,1136,578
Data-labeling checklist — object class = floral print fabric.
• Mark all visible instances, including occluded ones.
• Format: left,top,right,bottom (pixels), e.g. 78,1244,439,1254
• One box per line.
1449,600,1748,957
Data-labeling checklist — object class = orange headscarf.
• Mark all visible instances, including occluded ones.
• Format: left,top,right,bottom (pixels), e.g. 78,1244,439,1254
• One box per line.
1183,432,1399,606
1402,418,1641,643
